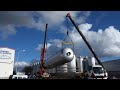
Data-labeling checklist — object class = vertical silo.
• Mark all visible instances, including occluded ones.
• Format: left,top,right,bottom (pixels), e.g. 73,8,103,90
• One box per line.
88,56,96,66
76,56,84,73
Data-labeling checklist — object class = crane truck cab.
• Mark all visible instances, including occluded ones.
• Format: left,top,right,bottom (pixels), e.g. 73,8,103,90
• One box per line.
88,65,108,79
76,56,108,79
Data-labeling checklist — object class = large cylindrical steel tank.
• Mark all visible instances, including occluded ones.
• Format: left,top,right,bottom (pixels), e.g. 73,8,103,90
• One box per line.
52,68,56,73
44,48,74,69
45,69,49,73
46,69,50,73
56,63,68,73
76,56,84,73
67,55,76,72
48,67,57,73
48,68,53,73
88,56,96,66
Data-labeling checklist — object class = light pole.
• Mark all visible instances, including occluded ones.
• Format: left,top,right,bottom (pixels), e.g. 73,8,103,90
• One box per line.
16,50,26,74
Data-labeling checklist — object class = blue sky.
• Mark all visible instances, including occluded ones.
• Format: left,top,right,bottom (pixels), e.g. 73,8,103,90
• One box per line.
1,11,120,65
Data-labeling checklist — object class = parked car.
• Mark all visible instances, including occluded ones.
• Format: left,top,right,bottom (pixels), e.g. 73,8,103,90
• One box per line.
9,75,28,79
28,75,36,79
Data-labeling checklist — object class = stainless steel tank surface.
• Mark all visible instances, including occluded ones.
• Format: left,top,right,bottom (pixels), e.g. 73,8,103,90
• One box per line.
44,48,74,69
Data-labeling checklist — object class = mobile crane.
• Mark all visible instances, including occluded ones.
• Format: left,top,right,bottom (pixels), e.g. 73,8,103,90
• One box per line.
66,13,108,79
39,24,50,79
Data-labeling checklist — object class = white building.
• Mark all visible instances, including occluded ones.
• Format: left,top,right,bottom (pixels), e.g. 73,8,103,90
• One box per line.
0,47,15,79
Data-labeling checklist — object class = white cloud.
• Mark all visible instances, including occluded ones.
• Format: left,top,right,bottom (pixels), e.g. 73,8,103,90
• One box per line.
14,61,30,71
36,11,79,26
74,11,92,24
35,44,43,52
0,11,92,39
0,25,16,39
45,39,63,58
38,23,120,59
15,61,30,67
48,39,62,47
69,24,120,58
33,11,80,31
36,43,52,52
0,11,35,39
78,23,92,32
59,11,92,34
59,26,68,34
36,39,63,58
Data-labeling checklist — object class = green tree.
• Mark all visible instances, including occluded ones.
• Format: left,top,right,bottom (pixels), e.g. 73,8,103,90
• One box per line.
22,66,33,75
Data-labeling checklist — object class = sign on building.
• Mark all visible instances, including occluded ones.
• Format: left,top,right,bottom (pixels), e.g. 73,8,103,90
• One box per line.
0,47,15,78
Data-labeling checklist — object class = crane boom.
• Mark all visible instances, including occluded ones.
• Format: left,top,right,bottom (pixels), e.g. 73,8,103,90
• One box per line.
40,24,48,76
66,13,105,69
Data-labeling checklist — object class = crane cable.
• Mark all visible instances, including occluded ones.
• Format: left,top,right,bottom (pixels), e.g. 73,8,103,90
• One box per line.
62,17,74,52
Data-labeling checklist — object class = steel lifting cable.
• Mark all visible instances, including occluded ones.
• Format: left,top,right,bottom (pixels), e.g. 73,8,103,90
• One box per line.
62,17,74,52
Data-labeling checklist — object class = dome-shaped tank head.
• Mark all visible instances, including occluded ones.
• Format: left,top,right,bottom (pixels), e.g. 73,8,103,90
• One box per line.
63,48,74,62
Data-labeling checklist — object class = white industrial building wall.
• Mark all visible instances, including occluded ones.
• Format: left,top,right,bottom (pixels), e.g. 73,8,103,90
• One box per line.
0,47,15,79
0,62,14,79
